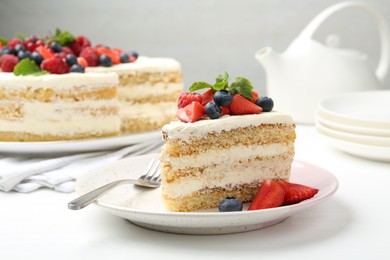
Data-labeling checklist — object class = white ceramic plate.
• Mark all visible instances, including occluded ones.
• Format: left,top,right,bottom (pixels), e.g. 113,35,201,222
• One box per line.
316,114,390,137
75,153,338,235
0,131,161,154
317,125,390,162
316,122,390,146
317,90,390,129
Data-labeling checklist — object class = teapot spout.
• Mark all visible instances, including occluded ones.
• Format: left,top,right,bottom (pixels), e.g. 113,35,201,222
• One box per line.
255,47,281,73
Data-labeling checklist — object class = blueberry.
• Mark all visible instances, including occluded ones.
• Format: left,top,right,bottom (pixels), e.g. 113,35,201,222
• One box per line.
50,41,62,53
65,54,78,66
70,64,85,73
214,90,233,106
99,54,112,67
17,51,31,61
255,96,274,112
1,46,14,55
205,101,221,119
31,51,44,65
218,197,243,212
120,52,130,63
14,44,26,53
131,51,138,59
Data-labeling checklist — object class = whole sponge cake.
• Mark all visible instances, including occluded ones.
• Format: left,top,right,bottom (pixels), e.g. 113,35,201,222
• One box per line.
86,56,183,133
0,72,119,141
159,73,296,212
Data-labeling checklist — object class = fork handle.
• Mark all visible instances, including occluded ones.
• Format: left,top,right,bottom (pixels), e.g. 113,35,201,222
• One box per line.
68,179,139,210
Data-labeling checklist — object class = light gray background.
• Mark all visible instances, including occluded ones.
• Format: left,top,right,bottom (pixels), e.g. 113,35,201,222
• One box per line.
1,0,389,94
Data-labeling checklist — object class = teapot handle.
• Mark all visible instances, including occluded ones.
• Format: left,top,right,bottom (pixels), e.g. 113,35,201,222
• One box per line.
299,1,390,82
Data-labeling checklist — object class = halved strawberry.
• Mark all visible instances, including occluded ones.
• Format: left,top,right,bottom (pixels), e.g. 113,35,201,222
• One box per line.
250,90,259,103
248,179,285,210
201,89,215,106
176,101,205,123
228,94,262,115
220,106,230,116
36,46,54,60
277,180,319,205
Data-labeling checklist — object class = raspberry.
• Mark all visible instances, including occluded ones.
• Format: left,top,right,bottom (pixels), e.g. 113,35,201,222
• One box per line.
7,38,23,50
79,47,99,67
178,92,203,108
0,54,18,72
69,36,91,56
40,56,69,74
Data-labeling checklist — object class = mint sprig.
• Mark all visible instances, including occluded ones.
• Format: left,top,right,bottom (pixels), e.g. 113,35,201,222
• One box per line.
13,59,48,76
0,37,8,45
53,28,75,46
189,72,254,99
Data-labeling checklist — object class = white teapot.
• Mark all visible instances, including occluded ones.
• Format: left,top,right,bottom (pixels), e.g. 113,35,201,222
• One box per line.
255,1,390,124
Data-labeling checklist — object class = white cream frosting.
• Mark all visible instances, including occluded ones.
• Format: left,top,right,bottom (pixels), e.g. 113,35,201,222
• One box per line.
0,99,120,134
0,72,118,90
162,111,294,142
118,83,182,100
120,101,176,122
85,56,181,74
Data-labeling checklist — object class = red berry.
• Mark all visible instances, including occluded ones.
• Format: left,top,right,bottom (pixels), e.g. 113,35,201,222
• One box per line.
248,179,285,210
0,54,19,72
69,36,91,56
276,180,319,205
228,94,262,115
79,47,99,67
201,89,215,106
250,90,259,103
177,92,203,108
7,38,23,50
76,36,91,48
40,56,69,74
77,57,88,68
36,46,54,60
176,101,205,123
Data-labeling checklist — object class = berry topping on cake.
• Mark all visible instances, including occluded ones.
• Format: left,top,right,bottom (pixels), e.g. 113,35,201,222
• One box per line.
178,92,203,108
0,54,18,72
218,197,243,212
176,72,273,123
0,28,139,75
176,101,205,123
256,96,274,112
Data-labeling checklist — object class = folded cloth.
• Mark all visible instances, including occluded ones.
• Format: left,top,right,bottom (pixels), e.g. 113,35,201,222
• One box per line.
0,139,162,193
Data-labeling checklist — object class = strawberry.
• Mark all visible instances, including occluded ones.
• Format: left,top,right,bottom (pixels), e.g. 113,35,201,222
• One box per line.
41,56,69,74
228,94,262,115
79,47,99,67
251,90,259,103
248,179,285,210
220,106,230,116
201,89,215,106
0,54,18,72
36,45,54,60
7,38,23,50
77,57,88,68
96,47,120,64
277,180,319,205
178,92,203,108
176,101,205,123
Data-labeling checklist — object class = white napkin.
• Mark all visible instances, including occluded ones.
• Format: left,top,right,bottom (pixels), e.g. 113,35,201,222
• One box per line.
0,139,162,193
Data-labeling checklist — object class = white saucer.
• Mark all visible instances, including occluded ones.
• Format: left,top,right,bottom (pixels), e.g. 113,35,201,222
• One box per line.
317,90,390,129
75,153,338,235
316,115,390,137
316,122,390,147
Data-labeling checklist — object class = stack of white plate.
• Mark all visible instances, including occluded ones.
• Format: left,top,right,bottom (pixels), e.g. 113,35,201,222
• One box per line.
315,90,390,162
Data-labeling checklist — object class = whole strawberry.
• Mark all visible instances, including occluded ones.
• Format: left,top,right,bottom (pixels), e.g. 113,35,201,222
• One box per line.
40,55,69,74
0,54,19,72
79,47,99,67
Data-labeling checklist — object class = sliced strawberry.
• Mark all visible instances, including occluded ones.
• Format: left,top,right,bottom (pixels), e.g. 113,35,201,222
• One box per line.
176,101,205,123
36,46,54,60
248,179,285,210
220,106,230,116
228,94,262,115
250,90,259,103
277,180,319,205
201,89,215,106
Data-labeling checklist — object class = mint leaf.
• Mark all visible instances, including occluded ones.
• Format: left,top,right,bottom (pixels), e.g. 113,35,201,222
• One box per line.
53,28,75,46
15,33,26,40
228,77,254,99
189,81,213,92
13,59,46,76
213,71,229,90
0,37,7,45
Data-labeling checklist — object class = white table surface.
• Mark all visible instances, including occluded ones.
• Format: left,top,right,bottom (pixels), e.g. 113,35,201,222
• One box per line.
1,125,389,260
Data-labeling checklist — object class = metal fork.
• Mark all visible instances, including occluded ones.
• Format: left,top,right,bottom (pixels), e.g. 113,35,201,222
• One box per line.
68,158,161,210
